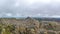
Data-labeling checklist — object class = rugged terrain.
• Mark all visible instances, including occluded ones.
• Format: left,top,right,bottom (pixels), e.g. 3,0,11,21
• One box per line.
0,17,60,34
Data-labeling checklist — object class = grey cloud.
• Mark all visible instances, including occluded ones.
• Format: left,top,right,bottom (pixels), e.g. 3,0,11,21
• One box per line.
0,0,60,17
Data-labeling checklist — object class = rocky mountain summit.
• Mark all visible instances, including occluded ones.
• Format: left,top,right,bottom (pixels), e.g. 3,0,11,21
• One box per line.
0,17,60,34
24,17,39,27
0,17,40,34
0,17,40,26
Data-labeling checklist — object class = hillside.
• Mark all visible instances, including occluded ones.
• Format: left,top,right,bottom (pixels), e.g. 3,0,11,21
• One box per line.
0,17,60,34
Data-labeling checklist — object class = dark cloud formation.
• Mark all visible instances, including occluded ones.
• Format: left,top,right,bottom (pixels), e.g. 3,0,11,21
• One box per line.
0,0,60,17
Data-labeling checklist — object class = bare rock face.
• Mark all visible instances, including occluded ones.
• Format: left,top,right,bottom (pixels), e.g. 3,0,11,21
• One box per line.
0,17,40,27
24,17,40,34
25,17,39,27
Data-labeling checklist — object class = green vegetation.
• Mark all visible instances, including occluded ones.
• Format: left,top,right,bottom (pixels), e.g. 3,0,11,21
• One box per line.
0,18,59,34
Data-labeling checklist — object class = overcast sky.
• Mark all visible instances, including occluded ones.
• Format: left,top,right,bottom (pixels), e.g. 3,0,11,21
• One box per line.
0,0,60,17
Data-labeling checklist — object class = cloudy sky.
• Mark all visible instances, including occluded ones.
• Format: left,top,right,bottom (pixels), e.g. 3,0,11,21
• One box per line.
0,0,60,17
